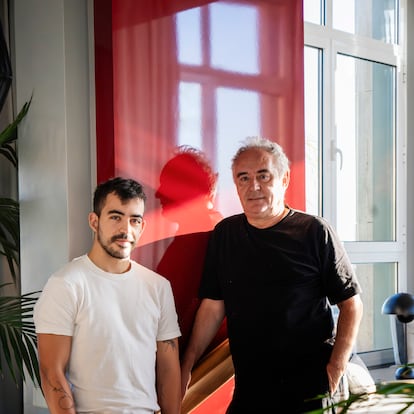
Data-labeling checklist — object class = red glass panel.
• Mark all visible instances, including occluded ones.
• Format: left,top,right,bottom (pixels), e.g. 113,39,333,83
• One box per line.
94,0,304,380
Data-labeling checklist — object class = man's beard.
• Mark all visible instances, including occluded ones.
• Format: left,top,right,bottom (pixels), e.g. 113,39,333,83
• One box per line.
97,229,134,259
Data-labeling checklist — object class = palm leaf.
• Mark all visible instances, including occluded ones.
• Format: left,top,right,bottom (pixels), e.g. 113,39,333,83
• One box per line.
0,198,19,282
308,382,414,413
0,98,31,281
0,96,32,165
0,142,17,167
0,283,40,386
0,96,37,389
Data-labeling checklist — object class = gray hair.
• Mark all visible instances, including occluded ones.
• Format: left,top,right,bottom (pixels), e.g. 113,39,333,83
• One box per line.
231,136,290,177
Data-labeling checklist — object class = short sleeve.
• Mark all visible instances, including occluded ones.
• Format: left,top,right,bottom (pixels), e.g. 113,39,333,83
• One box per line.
157,280,181,342
319,220,362,304
34,276,77,336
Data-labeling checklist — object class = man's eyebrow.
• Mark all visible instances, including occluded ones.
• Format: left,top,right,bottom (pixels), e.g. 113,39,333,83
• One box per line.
236,169,269,178
107,210,143,219
108,209,125,216
236,171,248,178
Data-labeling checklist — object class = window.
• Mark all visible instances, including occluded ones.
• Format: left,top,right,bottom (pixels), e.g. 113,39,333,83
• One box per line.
177,3,263,217
176,1,305,217
304,0,405,366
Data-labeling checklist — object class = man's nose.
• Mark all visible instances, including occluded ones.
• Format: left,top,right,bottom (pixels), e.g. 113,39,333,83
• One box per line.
119,218,132,233
250,178,261,191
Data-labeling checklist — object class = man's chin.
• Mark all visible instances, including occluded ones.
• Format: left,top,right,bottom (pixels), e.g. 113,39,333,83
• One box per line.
105,247,132,260
244,206,269,217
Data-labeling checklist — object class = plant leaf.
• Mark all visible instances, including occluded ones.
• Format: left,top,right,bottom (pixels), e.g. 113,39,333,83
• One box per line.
0,198,19,282
0,96,32,152
0,143,17,167
0,284,40,386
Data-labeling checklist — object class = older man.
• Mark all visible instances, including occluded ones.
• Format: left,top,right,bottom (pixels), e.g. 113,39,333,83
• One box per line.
181,137,363,413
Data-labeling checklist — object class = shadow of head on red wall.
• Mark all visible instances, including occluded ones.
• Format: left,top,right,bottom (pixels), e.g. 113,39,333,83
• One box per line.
137,146,227,358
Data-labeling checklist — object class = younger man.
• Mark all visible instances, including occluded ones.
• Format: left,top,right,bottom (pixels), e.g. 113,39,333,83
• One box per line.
34,177,181,414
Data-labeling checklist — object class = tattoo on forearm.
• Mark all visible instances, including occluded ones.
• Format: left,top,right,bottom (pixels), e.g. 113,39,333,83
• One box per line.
45,377,74,410
162,339,177,351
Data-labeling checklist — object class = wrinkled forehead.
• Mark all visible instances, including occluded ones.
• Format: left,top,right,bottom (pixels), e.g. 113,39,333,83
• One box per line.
232,149,276,174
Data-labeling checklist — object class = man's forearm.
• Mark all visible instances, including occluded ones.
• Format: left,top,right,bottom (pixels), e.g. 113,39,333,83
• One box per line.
181,299,225,371
328,295,363,392
331,296,363,367
157,338,181,414
41,371,76,414
37,334,75,413
157,375,181,414
180,299,225,399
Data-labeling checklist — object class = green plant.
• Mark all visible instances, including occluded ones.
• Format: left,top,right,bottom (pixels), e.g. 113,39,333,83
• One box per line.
0,197,19,283
0,283,39,385
308,382,414,413
0,97,40,386
0,99,30,167
0,99,31,282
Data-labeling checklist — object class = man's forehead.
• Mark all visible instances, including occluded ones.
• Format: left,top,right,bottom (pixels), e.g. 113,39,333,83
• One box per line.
234,151,274,171
102,193,144,213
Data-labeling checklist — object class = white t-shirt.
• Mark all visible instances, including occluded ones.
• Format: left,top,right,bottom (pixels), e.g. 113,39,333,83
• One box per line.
34,255,181,413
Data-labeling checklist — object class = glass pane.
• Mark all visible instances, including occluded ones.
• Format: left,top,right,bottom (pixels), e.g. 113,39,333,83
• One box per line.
216,87,260,217
107,0,312,367
304,46,321,215
332,0,397,44
355,263,397,353
304,0,323,25
177,8,202,65
210,3,259,74
335,54,395,242
178,82,202,149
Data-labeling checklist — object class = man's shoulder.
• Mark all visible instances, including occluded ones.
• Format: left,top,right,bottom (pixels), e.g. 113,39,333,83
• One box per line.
47,255,89,284
130,261,173,288
289,208,330,227
214,213,245,230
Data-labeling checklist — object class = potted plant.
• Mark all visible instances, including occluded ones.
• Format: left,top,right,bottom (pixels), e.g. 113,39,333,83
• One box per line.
0,97,40,386
0,13,39,387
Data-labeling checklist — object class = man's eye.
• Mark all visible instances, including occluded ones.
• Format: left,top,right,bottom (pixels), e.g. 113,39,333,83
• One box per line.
110,215,121,221
259,174,271,182
130,218,142,226
238,176,249,183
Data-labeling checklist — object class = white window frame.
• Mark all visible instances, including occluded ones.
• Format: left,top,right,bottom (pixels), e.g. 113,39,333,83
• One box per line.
304,0,407,366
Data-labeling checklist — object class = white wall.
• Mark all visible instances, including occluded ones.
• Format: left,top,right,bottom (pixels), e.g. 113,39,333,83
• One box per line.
12,0,94,412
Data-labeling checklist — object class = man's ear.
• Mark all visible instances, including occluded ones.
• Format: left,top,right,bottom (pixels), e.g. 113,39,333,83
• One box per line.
282,170,290,189
88,212,99,233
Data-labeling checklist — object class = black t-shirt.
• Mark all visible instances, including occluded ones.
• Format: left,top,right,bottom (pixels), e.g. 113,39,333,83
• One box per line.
199,209,361,389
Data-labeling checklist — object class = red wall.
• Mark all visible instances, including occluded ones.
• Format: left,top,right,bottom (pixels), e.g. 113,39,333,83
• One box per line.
94,1,304,411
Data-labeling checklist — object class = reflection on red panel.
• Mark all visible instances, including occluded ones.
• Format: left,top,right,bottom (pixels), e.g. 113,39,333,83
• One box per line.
138,147,226,355
190,377,235,414
94,0,303,409
93,0,114,184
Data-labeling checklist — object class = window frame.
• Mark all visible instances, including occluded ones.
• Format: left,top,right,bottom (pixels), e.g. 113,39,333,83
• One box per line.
304,0,407,366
